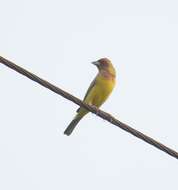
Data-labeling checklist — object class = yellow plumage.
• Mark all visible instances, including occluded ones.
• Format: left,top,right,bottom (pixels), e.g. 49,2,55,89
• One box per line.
64,58,116,135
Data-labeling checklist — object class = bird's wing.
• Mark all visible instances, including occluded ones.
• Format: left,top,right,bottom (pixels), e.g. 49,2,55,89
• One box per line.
76,77,96,113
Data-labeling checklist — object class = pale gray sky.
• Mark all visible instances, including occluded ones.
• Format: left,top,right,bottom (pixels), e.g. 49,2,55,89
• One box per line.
0,0,178,190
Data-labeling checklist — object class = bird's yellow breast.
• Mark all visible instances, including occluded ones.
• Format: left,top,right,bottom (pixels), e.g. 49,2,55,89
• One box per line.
85,74,115,108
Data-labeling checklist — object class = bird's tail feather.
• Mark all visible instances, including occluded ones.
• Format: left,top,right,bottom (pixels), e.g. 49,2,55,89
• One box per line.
64,116,82,136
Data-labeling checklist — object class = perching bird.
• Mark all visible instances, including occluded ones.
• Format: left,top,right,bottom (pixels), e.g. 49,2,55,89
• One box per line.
64,58,116,136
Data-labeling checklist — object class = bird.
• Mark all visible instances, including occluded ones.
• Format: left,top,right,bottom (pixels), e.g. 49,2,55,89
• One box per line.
64,58,116,136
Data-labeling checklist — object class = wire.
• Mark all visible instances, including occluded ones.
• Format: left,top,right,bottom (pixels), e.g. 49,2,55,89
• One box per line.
0,55,178,160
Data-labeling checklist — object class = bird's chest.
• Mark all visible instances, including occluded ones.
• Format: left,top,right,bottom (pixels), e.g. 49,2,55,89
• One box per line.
96,79,113,94
98,72,115,89
92,77,115,106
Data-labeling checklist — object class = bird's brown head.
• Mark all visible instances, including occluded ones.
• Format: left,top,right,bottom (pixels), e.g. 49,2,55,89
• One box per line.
92,58,116,76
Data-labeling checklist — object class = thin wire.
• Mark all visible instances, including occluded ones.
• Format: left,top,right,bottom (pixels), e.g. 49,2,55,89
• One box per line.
0,55,178,160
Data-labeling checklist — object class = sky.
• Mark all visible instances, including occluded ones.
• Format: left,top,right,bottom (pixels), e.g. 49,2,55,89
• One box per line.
0,0,178,189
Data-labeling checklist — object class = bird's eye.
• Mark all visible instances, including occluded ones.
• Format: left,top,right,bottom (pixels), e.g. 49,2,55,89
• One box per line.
98,58,110,67
100,61,109,67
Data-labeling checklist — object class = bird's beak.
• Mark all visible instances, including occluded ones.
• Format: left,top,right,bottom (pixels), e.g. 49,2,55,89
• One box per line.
91,61,100,67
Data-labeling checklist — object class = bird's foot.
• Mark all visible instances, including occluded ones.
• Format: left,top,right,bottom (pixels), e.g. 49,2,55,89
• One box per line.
91,105,100,115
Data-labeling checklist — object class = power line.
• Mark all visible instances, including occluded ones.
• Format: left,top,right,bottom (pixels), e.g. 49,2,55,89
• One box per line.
0,55,178,160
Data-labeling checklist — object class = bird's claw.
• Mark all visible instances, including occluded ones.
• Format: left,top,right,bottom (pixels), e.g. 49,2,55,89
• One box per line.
91,105,100,115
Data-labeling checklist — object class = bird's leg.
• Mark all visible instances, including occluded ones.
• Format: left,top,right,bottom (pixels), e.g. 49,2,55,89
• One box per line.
90,105,100,115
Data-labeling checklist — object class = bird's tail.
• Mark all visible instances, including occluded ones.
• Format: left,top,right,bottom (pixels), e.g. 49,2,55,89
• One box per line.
64,115,82,136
